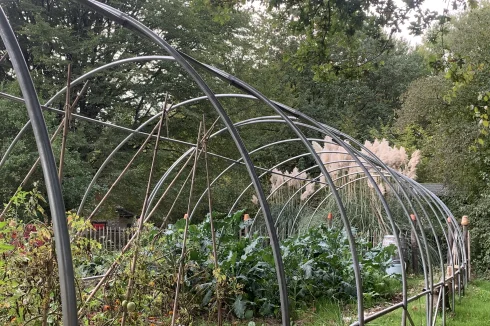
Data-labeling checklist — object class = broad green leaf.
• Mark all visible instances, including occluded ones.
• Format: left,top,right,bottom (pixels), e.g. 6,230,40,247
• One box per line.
233,296,246,318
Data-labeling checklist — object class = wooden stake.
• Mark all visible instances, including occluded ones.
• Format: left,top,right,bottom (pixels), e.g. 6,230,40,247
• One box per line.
410,214,419,274
171,122,202,326
121,95,168,326
0,52,8,64
59,64,72,182
202,115,222,326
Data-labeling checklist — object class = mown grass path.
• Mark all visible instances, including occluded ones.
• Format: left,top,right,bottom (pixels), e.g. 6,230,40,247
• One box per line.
326,279,490,326
205,279,490,325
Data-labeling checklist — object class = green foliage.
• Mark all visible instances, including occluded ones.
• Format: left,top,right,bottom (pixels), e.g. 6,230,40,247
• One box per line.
3,183,47,222
0,193,97,325
418,2,490,148
262,0,437,82
395,72,486,192
459,193,490,276
394,4,490,277
81,211,399,324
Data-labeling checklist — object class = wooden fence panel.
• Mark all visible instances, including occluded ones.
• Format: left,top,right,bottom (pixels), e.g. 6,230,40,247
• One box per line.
85,227,134,251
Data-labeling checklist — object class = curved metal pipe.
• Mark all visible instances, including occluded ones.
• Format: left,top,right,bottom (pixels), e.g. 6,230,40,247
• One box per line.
0,8,77,325
0,119,30,168
0,3,466,325
75,1,290,324
44,56,175,106
0,56,174,167
403,178,454,325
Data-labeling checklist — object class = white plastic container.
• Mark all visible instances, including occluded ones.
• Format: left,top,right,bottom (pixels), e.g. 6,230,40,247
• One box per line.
382,235,405,275
386,260,403,275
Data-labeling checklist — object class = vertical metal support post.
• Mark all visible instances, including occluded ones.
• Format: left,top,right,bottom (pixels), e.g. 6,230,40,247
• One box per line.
447,218,453,270
410,214,429,325
447,217,455,313
0,8,77,326
468,230,471,282
461,216,469,286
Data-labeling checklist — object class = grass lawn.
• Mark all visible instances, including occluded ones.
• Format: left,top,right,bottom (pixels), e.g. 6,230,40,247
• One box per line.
203,279,490,326
366,279,490,326
196,280,490,326
448,279,490,325
297,279,490,326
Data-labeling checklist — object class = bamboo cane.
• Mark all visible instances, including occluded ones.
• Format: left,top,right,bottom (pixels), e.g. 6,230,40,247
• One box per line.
171,122,202,326
121,96,167,326
58,64,72,181
203,115,222,325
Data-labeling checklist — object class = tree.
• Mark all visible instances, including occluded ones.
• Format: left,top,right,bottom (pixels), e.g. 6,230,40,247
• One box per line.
198,0,448,81
391,2,490,275
395,74,485,192
0,0,258,220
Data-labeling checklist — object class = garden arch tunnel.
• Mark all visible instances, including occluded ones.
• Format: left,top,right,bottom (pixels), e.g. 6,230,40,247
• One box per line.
0,1,468,326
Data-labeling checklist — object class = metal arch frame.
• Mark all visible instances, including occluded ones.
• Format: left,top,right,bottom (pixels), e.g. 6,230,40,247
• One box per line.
0,1,468,326
214,120,452,325
73,1,292,325
401,176,467,289
390,177,446,325
401,179,456,325
215,122,432,324
195,112,430,325
400,176,466,271
171,113,460,326
141,112,431,325
180,52,441,326
392,175,466,324
0,94,465,326
0,56,174,168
